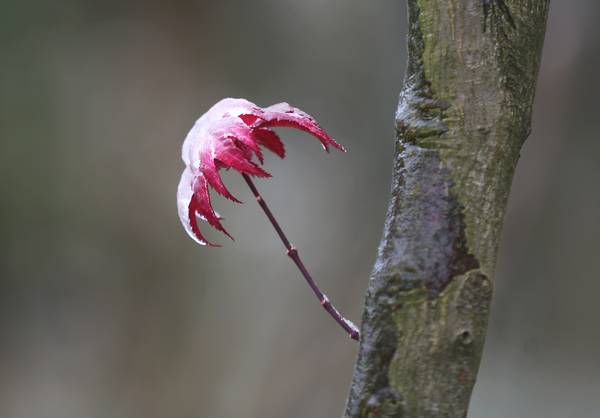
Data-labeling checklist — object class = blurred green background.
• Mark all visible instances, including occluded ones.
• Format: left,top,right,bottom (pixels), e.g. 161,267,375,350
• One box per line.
1,1,599,417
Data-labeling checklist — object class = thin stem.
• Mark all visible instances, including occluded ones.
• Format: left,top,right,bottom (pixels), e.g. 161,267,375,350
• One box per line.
242,173,360,341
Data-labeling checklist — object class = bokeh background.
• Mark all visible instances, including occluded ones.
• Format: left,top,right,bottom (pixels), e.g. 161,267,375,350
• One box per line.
1,1,599,417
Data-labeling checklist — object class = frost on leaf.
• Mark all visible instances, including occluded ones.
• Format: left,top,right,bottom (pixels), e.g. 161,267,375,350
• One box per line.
177,98,345,246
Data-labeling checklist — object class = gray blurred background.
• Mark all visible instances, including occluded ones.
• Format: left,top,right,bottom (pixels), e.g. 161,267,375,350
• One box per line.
1,1,598,417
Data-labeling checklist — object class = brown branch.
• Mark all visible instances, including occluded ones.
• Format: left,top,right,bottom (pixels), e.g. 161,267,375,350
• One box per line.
242,173,360,341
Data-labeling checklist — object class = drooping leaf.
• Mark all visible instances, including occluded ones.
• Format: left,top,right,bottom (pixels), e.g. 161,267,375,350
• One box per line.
177,98,345,246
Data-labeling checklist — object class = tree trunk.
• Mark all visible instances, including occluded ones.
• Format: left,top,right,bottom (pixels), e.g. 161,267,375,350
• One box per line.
344,1,550,417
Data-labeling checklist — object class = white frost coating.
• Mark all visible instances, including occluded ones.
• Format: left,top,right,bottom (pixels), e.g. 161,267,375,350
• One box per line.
182,98,259,169
179,98,264,245
177,168,206,245
181,98,294,171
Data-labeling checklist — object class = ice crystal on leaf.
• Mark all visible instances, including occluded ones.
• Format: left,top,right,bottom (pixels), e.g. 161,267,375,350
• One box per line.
177,98,345,246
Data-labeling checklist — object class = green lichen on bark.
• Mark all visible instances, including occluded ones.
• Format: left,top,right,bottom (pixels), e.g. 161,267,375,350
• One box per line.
344,1,549,417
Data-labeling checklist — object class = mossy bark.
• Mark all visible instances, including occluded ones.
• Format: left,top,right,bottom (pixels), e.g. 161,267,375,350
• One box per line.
344,1,550,417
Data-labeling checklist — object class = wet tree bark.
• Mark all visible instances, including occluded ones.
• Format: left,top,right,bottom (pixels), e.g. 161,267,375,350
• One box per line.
344,1,550,417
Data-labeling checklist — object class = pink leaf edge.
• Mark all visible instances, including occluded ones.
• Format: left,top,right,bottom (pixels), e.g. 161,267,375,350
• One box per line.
177,98,345,246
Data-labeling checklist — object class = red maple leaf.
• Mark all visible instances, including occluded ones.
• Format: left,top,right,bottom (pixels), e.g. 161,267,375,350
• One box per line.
177,98,359,341
177,98,345,246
